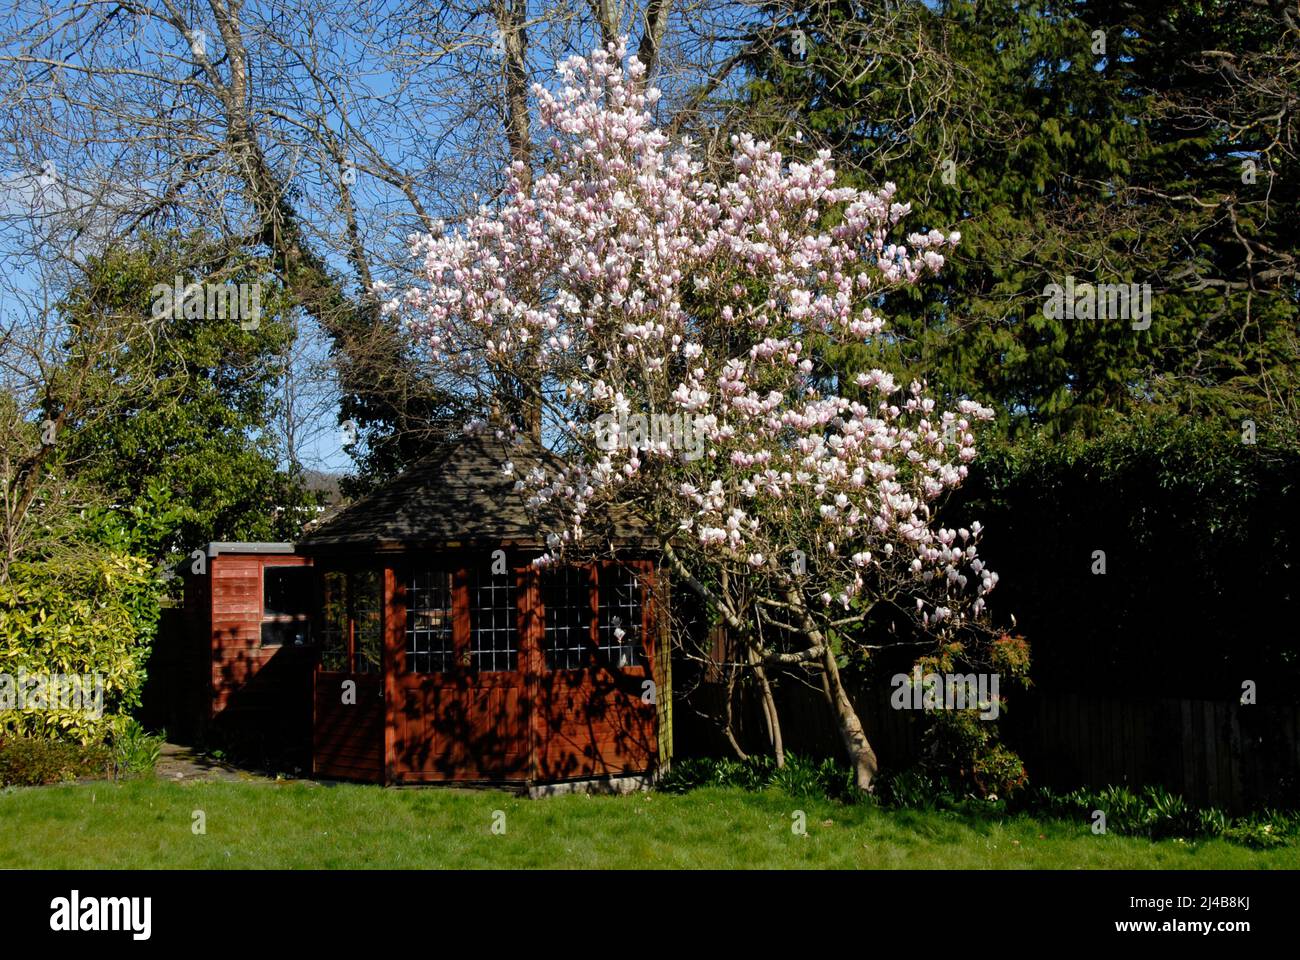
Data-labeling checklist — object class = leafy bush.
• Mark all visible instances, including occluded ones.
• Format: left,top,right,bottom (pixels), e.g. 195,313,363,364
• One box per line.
111,717,163,775
862,635,1032,800
1023,784,1295,846
918,706,1029,800
0,736,113,786
0,551,160,744
950,415,1300,699
659,754,863,803
1197,808,1229,837
663,754,1008,807
1222,812,1298,849
659,756,772,793
663,756,1296,848
771,756,860,802
875,769,947,810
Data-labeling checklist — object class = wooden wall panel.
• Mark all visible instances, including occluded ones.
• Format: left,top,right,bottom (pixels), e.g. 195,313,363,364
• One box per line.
392,678,530,782
534,669,657,780
207,553,312,717
533,561,659,781
313,671,384,781
387,557,657,785
203,553,314,766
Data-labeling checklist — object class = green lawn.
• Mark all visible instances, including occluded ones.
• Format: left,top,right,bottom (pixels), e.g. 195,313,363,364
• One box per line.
1,778,1295,869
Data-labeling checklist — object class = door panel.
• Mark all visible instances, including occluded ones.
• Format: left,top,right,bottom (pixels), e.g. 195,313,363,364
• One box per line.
314,671,384,781
395,678,528,780
391,561,529,782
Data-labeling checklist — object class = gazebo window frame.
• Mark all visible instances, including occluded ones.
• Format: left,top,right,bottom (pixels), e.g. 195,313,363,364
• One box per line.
596,563,647,670
317,567,384,675
397,554,524,675
468,563,518,672
539,560,650,674
392,555,652,677
405,567,455,674
542,564,597,670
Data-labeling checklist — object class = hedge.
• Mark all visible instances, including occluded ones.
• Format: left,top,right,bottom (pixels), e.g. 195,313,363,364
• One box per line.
946,414,1299,699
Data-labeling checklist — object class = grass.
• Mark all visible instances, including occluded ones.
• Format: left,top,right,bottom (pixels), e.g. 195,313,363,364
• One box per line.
2,778,1297,869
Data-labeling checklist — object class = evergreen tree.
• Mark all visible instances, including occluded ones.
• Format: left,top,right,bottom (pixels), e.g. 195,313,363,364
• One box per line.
740,0,1298,439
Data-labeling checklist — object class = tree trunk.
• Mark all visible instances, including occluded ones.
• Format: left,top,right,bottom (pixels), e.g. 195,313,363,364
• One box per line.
750,648,784,767
821,644,878,792
783,586,878,792
722,665,749,761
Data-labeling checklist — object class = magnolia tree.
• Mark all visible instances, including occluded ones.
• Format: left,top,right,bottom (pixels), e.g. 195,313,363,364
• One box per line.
389,40,1028,793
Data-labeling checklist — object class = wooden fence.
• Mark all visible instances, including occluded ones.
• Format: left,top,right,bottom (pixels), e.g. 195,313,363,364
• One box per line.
1006,691,1299,812
674,672,1300,812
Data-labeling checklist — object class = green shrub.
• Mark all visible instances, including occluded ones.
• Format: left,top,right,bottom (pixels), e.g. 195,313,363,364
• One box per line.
1022,783,1295,846
0,736,113,786
660,754,862,802
0,551,160,744
771,755,861,802
876,769,944,810
1141,786,1197,839
111,717,163,775
664,754,1298,847
1197,808,1228,837
875,637,1032,801
657,757,722,793
1222,811,1298,849
919,709,1029,800
698,756,773,790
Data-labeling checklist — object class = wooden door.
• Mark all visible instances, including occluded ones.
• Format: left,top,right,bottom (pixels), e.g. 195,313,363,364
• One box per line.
313,567,385,780
391,559,530,781
533,561,658,780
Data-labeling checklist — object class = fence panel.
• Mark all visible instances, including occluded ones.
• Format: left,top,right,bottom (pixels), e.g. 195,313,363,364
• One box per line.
675,671,1300,811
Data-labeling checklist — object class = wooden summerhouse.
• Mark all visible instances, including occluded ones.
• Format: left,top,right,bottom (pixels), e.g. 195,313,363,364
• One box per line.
185,432,669,790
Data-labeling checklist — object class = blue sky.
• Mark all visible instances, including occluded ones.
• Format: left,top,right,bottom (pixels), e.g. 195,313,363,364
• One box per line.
0,0,758,475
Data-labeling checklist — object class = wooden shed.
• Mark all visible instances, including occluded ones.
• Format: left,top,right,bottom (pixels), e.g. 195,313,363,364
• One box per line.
182,541,315,761
186,431,669,790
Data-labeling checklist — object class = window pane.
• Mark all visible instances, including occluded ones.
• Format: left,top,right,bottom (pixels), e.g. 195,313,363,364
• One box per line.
320,571,349,671
598,565,644,669
406,569,453,673
542,566,592,670
319,569,383,673
261,620,310,647
264,566,311,619
470,566,516,672
352,569,383,674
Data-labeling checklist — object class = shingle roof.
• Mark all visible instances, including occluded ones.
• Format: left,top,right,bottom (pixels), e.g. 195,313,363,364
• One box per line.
296,430,649,553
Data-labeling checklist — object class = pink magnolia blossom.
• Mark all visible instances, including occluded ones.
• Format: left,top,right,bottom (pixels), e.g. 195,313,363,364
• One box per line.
392,38,997,637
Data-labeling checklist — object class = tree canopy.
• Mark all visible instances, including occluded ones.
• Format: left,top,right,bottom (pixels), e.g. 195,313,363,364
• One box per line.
740,0,1299,440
